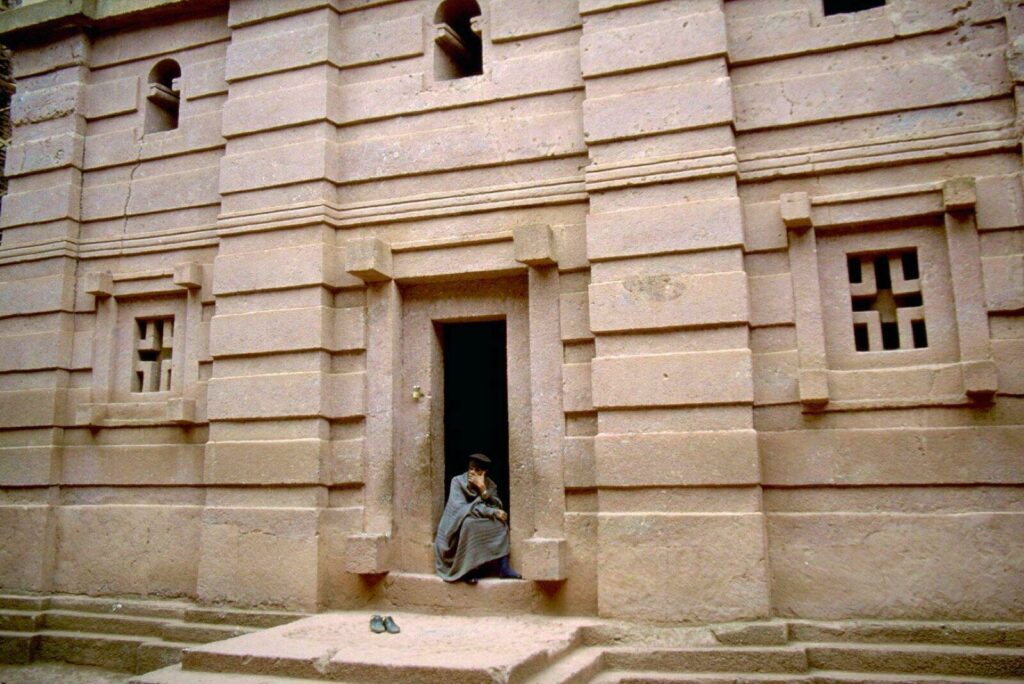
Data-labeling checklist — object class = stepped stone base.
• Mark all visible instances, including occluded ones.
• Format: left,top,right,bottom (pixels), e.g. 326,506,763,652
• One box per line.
164,611,596,683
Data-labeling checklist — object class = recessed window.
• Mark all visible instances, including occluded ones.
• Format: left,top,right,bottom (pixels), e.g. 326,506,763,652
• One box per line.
846,249,927,352
824,0,885,16
133,317,174,392
144,59,181,134
434,0,482,81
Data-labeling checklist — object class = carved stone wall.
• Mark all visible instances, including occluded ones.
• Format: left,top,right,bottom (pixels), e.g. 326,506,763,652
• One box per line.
0,0,1020,621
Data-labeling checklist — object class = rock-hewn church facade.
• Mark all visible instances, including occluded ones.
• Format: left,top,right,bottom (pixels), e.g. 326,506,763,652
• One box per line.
0,0,1022,637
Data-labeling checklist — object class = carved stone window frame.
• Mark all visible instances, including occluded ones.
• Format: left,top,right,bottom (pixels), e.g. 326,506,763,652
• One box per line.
782,177,997,411
423,0,491,89
77,263,205,427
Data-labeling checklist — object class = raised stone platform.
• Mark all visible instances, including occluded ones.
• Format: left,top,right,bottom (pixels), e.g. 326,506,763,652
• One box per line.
138,611,598,683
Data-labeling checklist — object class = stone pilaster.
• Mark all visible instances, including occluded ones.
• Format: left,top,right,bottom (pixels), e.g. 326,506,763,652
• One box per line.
580,0,770,621
0,29,91,593
198,1,347,610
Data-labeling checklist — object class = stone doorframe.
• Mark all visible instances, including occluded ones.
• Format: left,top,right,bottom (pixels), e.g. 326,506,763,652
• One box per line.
341,227,569,581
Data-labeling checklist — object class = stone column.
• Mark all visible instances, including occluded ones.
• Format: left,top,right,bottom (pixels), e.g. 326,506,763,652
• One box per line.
198,1,348,610
0,30,90,593
580,0,770,621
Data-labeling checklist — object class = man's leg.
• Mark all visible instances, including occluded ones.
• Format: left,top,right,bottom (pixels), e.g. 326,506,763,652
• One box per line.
498,555,521,579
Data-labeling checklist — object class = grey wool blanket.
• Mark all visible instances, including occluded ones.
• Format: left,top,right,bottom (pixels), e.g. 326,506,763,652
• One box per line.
434,472,510,582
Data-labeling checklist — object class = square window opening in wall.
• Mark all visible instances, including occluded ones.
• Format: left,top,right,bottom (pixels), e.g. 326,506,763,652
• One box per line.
846,248,928,353
434,0,483,81
133,317,174,392
824,0,885,16
815,224,959,372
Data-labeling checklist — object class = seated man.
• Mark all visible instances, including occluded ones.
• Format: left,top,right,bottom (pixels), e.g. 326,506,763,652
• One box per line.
434,453,521,583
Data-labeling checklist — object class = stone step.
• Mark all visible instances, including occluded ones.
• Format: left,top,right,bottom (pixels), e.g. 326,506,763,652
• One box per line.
180,611,594,683
592,672,814,683
789,620,1024,648
374,572,544,616
812,670,1017,683
37,630,147,672
132,663,322,683
137,641,193,676
601,646,810,674
183,607,305,630
0,609,43,632
48,596,191,621
523,645,605,684
159,622,252,644
0,630,40,664
0,595,50,611
44,610,168,638
805,643,1024,679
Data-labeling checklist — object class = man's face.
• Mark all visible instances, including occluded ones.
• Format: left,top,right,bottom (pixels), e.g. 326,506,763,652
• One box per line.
468,463,487,479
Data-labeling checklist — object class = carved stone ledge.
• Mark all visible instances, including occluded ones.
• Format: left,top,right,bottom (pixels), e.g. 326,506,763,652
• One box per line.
84,271,114,297
798,369,830,410
963,359,998,402
520,537,567,582
513,224,556,266
173,262,203,290
345,237,393,283
943,177,977,213
344,533,391,575
780,192,812,231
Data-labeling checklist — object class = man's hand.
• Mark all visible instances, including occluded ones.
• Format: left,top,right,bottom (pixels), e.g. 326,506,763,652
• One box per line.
468,471,487,496
495,510,508,524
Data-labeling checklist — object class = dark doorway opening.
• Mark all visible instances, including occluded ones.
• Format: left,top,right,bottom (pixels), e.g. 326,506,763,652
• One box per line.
441,320,510,510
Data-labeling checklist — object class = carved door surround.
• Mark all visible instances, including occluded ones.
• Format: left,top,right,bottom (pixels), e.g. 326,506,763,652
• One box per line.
341,227,569,581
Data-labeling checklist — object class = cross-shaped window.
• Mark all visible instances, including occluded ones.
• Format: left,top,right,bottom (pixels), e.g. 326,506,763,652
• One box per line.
133,317,174,392
846,249,928,352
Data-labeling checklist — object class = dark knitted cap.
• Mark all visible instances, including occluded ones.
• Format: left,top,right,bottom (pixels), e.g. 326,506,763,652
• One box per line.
467,453,491,468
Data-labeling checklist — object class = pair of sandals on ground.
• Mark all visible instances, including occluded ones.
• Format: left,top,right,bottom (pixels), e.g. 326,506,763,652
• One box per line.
368,614,400,634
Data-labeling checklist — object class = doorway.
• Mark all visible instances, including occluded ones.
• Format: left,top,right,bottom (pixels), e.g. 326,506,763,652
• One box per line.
440,320,510,510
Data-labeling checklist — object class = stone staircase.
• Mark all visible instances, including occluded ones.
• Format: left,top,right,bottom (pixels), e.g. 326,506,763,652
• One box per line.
131,614,1024,683
4,592,1023,683
0,593,305,676
583,619,1024,683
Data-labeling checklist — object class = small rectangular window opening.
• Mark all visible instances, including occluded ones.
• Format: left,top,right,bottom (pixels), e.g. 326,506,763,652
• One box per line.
853,323,870,352
901,250,920,280
911,319,928,349
824,0,885,16
846,255,862,284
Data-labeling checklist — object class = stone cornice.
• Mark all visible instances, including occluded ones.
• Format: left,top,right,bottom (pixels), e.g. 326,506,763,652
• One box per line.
0,0,222,40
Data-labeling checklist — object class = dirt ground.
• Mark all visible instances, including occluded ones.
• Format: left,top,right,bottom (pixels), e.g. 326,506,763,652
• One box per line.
0,662,133,684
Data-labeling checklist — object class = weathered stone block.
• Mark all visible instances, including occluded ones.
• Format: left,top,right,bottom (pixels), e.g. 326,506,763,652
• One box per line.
55,505,200,597
780,192,812,230
963,359,998,400
587,198,744,261
598,513,770,622
513,224,556,266
768,512,1024,620
198,507,319,610
0,505,53,591
592,350,754,408
944,177,977,212
173,262,203,289
581,11,725,77
595,430,759,487
520,537,567,581
589,271,748,333
345,237,393,282
344,533,391,575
